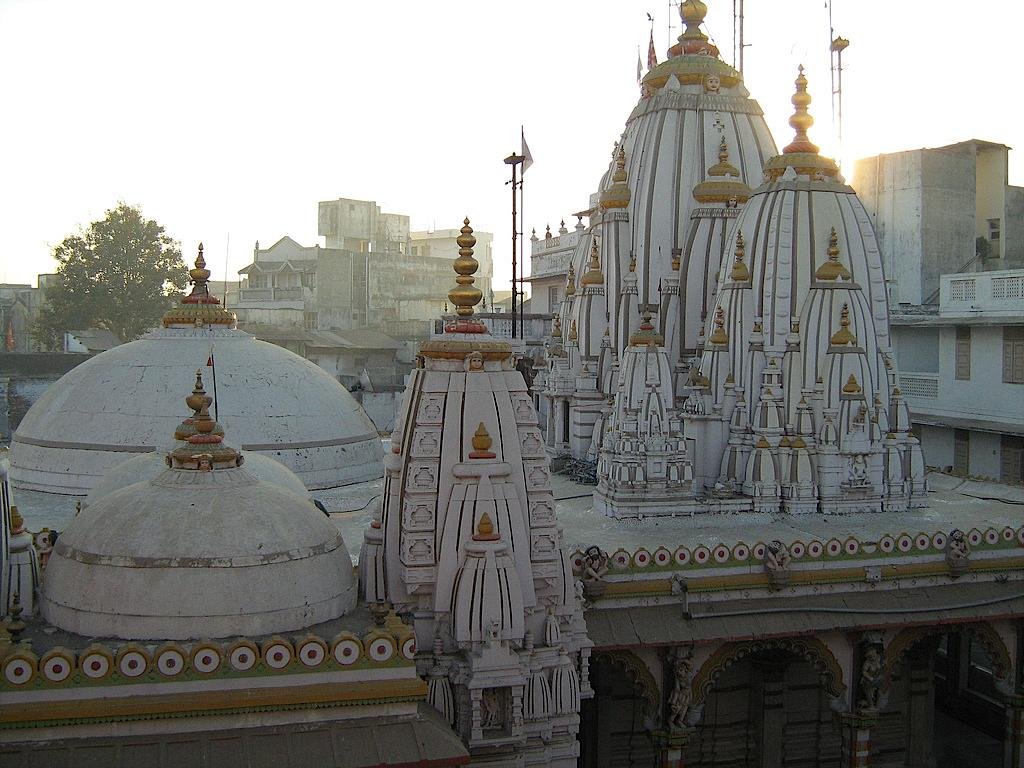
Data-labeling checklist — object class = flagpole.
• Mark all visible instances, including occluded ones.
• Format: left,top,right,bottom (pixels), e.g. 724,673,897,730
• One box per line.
209,345,219,423
519,127,526,339
503,151,526,339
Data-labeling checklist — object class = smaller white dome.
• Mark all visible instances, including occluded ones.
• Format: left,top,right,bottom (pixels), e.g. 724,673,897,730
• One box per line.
85,451,309,508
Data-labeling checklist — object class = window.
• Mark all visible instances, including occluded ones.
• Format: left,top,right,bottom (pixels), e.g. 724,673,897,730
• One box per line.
989,218,1001,258
548,285,560,311
955,327,971,380
954,429,970,475
1004,327,1024,384
1001,435,1024,484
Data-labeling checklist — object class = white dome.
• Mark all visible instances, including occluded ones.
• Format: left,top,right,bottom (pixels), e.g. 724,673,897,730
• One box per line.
85,450,310,508
11,326,383,494
42,462,357,640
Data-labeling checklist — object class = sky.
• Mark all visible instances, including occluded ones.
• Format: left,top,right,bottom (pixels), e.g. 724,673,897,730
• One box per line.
1,0,1021,290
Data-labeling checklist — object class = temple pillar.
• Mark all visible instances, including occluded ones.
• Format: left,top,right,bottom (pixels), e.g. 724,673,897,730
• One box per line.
1004,692,1024,768
653,727,696,768
904,645,936,768
838,711,877,768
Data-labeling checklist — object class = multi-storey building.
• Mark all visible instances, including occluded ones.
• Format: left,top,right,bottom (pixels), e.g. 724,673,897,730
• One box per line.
892,268,1024,483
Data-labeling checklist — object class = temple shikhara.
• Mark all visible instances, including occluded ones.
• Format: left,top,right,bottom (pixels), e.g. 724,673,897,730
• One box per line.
2,3,1023,768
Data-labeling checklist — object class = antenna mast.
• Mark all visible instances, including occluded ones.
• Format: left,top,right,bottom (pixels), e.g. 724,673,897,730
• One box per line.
828,1,850,149
732,0,748,74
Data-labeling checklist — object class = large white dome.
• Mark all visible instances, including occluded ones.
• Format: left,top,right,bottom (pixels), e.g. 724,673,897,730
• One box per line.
41,399,358,639
11,325,383,494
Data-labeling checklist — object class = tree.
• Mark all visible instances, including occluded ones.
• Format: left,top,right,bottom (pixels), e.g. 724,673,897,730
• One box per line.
32,203,188,349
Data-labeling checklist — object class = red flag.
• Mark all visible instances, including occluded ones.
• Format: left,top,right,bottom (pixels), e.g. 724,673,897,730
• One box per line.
647,29,658,70
206,355,213,366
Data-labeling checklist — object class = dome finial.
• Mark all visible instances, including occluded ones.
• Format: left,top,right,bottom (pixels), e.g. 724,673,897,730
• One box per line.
568,319,579,342
447,218,482,318
564,262,577,296
815,227,853,280
829,303,858,346
469,422,496,459
474,512,499,541
783,65,819,155
581,238,604,285
668,0,719,58
550,313,562,339
729,232,750,281
162,242,236,328
709,306,729,344
600,145,631,210
169,371,241,470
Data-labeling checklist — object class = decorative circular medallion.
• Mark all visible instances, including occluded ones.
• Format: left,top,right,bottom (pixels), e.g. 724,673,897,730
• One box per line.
156,647,186,677
191,644,222,674
674,547,690,566
693,546,710,564
968,529,983,547
297,638,327,668
896,535,913,553
712,544,730,563
571,552,584,575
985,529,999,545
4,657,34,686
263,641,292,670
826,539,843,557
654,547,672,566
367,636,394,663
401,636,417,660
807,541,824,558
732,543,750,561
611,549,631,569
1003,527,1015,542
228,641,259,672
845,539,860,556
633,549,652,567
879,536,895,553
332,637,362,666
41,651,74,683
117,648,149,678
932,533,947,550
80,649,112,680
789,541,805,560
914,533,930,551
752,543,766,561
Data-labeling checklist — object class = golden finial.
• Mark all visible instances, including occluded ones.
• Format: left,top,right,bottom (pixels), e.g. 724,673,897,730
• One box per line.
783,65,819,155
162,243,236,328
9,506,23,534
568,319,579,342
447,218,482,318
815,227,853,280
693,136,751,204
581,238,604,285
168,374,241,469
564,262,577,296
729,232,750,281
842,373,862,394
176,368,220,441
629,310,665,346
469,422,496,459
791,436,807,449
829,303,858,346
600,144,631,210
551,313,562,339
474,512,499,541
671,247,681,271
709,307,729,344
669,0,719,58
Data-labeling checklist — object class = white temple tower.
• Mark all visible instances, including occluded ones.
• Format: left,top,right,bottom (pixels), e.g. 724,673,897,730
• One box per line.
361,220,589,767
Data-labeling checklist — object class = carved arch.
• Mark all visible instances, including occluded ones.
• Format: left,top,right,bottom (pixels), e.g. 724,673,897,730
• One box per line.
691,636,847,710
594,649,661,720
884,621,1012,685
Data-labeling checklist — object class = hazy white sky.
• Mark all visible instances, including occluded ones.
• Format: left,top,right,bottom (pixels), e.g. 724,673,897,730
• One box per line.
1,0,1021,289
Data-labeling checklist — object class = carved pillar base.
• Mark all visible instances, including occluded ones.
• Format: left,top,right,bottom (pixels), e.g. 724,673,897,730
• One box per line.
652,727,696,768
1004,693,1024,768
838,710,878,768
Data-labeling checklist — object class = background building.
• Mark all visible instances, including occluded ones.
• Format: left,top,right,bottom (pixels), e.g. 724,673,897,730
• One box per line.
854,139,1024,306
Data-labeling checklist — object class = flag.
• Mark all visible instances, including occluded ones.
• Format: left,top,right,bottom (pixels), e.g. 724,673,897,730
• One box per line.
647,29,658,70
636,47,643,85
521,127,533,174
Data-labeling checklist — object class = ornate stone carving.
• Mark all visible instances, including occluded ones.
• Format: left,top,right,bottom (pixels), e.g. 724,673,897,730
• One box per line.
764,539,791,590
582,546,609,600
945,528,970,577
856,642,883,712
667,648,694,731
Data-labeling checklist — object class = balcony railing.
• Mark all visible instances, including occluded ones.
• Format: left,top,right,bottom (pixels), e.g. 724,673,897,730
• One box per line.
900,373,939,399
239,287,306,303
940,269,1024,317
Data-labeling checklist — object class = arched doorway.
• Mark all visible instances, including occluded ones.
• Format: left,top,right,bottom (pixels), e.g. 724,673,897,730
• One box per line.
685,641,846,768
579,651,659,768
878,624,1011,768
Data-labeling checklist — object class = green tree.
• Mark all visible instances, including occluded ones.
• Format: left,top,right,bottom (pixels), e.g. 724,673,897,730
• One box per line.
33,203,188,349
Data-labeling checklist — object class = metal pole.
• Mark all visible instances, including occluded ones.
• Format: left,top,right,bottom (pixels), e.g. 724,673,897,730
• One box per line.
738,0,745,74
503,152,526,339
519,165,525,339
